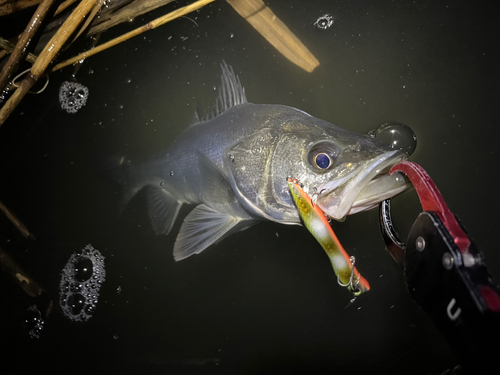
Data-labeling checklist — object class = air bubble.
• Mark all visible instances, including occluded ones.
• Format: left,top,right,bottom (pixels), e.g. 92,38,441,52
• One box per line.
314,14,334,29
59,244,105,322
251,146,262,155
70,282,82,293
73,256,93,282
368,122,417,156
59,81,89,114
84,304,95,315
75,90,86,99
67,293,86,314
170,170,174,176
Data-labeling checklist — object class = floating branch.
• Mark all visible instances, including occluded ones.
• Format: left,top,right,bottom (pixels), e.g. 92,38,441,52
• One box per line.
0,0,56,93
0,245,45,298
0,0,41,16
0,0,97,126
0,0,78,16
54,0,79,16
226,0,319,73
70,0,107,43
0,37,38,64
37,0,153,49
0,199,35,239
52,0,215,72
0,0,316,124
88,0,176,36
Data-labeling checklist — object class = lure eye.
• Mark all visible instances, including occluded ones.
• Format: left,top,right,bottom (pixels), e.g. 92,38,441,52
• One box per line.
307,141,340,172
314,153,332,169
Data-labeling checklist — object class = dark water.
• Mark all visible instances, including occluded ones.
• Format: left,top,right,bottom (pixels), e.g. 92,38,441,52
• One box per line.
0,0,498,373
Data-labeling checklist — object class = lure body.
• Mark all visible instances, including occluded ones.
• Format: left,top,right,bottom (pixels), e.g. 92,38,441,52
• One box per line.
288,178,370,295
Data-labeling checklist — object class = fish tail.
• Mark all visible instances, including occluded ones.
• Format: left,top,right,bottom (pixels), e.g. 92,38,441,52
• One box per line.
107,155,146,212
110,155,182,235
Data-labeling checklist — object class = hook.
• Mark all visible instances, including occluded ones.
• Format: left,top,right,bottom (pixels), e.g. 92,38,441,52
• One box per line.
337,256,361,294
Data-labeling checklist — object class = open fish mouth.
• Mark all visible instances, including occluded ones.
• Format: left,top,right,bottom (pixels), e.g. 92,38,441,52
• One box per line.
315,150,408,220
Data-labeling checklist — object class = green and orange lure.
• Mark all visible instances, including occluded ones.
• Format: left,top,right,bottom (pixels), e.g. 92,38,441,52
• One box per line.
287,177,370,296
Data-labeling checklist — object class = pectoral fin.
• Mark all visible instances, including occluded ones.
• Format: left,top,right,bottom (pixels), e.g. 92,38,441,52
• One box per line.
173,204,249,261
146,186,181,235
197,151,235,205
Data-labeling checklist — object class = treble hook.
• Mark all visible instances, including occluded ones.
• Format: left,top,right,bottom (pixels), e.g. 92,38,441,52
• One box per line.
337,256,361,294
288,177,316,208
310,186,327,201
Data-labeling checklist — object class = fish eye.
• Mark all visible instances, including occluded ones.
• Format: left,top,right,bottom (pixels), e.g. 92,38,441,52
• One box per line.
314,153,332,169
306,141,340,172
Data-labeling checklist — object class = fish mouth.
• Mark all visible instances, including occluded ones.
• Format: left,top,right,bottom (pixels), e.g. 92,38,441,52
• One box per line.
315,150,408,220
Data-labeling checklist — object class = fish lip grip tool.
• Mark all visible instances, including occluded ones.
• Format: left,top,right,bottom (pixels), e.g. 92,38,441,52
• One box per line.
379,161,500,374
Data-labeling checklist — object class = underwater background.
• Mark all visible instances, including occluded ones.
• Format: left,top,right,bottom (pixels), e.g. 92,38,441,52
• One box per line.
0,0,498,373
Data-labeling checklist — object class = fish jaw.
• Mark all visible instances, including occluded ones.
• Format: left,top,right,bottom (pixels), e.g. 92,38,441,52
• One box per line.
315,150,408,220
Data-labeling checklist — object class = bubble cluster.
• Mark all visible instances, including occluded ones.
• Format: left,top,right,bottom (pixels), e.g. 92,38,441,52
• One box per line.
314,14,334,29
59,81,89,114
368,122,417,156
59,244,106,322
25,305,44,339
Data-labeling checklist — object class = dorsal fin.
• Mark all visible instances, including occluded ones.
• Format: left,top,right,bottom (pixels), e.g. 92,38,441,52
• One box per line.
193,61,247,124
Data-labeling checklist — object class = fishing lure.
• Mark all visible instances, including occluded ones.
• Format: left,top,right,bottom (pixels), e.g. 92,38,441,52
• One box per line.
287,177,370,296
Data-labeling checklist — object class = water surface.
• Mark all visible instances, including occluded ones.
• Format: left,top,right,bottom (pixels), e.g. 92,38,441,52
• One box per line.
0,1,497,373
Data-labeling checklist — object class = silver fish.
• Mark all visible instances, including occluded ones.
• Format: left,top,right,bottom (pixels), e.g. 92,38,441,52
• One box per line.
120,62,408,261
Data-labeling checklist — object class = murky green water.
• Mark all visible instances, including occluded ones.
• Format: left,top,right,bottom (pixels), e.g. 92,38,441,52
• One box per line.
1,0,498,373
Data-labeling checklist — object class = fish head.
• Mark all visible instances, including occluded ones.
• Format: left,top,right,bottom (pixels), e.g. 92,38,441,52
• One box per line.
269,107,408,221
224,105,408,223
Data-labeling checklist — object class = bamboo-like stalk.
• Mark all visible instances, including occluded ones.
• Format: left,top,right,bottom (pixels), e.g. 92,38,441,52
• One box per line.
0,0,97,127
0,0,55,93
52,0,215,72
35,0,131,50
0,245,45,298
226,0,319,73
0,37,38,64
0,0,76,16
70,0,106,43
0,0,41,16
87,0,175,36
54,0,79,16
0,199,35,239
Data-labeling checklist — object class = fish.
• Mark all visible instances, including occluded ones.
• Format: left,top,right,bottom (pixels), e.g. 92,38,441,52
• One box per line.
119,62,408,261
287,177,370,296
